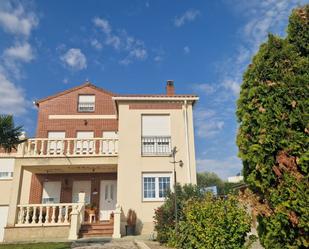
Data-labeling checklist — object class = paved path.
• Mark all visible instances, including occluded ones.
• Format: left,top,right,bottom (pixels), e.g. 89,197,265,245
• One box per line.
144,241,170,249
71,239,138,249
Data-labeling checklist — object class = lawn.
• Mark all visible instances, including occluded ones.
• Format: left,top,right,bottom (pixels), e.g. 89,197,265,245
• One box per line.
0,242,71,249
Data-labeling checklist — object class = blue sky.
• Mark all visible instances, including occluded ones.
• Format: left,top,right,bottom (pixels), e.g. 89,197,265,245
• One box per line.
0,0,306,179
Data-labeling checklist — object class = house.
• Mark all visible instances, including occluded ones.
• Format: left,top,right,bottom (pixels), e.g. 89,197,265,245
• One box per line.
227,175,244,183
0,80,198,242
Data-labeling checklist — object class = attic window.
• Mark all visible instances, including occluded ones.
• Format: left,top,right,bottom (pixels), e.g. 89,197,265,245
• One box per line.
78,95,95,112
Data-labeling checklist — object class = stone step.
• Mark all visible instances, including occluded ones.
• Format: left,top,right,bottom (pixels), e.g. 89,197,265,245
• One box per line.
79,223,114,238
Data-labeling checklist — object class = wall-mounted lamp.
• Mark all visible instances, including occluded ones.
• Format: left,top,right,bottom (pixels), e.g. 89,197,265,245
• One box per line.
84,119,88,125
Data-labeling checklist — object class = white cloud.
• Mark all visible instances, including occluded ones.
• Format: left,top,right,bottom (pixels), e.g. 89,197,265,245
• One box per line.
61,48,87,70
0,2,38,37
129,48,147,60
174,9,200,27
93,17,148,65
63,78,68,84
93,17,111,34
221,0,305,96
0,72,27,115
106,34,121,49
196,156,242,179
184,46,190,54
3,42,34,62
192,83,215,94
154,55,163,62
223,79,240,96
90,39,103,50
194,108,224,138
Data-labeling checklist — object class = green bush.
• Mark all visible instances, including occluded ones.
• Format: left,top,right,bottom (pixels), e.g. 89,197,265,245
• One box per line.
175,194,251,249
153,184,203,244
236,5,309,248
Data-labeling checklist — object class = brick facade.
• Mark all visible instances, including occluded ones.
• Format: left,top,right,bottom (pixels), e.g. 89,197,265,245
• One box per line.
35,85,118,138
29,172,117,208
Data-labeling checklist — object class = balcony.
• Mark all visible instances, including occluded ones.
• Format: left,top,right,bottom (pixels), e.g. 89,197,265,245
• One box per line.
141,136,171,156
16,137,118,157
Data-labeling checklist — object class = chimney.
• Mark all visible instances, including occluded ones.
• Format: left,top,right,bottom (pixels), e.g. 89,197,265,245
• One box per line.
166,80,175,95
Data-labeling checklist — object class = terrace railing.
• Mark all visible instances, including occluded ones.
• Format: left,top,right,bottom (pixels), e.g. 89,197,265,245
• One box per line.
16,137,118,157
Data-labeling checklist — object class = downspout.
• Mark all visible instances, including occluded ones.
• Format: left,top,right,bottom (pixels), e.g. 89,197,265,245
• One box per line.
184,100,191,183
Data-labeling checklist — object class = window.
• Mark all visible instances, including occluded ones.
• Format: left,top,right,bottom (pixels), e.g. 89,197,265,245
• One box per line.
0,159,14,180
78,95,95,112
0,172,13,179
141,115,171,155
42,181,61,204
72,181,91,204
143,173,171,201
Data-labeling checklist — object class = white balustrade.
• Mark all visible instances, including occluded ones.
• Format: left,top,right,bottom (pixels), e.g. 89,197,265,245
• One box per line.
17,138,118,157
16,203,78,227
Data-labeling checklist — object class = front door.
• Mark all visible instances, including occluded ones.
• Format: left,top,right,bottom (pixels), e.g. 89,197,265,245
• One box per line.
100,180,117,221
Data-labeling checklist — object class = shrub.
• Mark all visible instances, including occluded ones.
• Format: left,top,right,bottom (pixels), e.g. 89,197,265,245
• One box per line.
154,184,203,244
176,194,251,249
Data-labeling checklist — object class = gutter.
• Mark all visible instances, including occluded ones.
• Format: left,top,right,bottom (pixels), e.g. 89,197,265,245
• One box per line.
184,100,192,183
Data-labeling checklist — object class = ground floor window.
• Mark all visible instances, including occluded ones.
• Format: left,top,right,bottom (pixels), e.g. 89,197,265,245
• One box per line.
0,172,13,179
142,173,171,201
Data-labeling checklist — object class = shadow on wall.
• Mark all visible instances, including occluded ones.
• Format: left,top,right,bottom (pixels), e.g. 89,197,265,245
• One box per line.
120,209,143,236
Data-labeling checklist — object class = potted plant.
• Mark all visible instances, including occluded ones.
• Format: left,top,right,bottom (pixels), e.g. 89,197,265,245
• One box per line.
85,203,97,223
125,209,137,236
86,203,96,213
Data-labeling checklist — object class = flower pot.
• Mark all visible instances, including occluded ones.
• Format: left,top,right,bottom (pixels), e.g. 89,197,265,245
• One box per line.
125,225,136,236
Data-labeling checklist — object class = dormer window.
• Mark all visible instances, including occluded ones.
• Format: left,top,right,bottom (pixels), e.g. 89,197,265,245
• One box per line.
78,95,95,112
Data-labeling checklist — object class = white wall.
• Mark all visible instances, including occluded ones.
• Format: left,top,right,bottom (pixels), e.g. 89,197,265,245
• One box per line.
0,206,9,241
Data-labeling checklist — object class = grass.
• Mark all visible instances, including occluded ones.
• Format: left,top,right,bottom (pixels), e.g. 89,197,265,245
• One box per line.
0,242,71,249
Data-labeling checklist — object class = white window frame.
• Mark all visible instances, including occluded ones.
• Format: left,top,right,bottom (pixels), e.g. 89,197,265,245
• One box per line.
42,181,62,204
142,173,172,201
78,95,95,112
141,115,172,156
0,159,14,180
0,172,13,180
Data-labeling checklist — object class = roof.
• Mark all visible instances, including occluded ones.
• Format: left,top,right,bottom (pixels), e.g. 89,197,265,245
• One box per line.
115,94,198,98
34,81,199,106
113,95,199,103
35,82,116,106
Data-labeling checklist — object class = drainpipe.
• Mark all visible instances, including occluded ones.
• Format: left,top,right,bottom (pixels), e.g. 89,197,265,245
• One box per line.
183,100,191,183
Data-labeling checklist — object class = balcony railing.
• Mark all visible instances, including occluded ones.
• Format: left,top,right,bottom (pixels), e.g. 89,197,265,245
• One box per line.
17,137,118,157
16,203,77,227
141,136,171,156
78,102,95,112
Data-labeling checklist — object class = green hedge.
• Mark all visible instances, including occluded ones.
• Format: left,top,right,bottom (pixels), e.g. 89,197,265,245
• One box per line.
174,195,251,249
154,186,252,249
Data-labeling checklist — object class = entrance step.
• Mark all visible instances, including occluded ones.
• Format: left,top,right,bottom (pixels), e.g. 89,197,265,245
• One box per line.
79,223,114,238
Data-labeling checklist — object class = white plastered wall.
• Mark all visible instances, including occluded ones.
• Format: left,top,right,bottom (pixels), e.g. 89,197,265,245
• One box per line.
117,101,197,234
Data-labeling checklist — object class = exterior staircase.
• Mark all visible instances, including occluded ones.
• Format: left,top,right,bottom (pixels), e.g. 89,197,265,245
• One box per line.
79,221,114,238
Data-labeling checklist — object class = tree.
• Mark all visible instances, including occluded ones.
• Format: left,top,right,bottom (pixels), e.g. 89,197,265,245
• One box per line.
236,5,309,249
0,115,25,152
197,171,225,194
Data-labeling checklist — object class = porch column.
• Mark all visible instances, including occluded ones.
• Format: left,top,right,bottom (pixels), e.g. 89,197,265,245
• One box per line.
7,161,24,226
113,204,122,238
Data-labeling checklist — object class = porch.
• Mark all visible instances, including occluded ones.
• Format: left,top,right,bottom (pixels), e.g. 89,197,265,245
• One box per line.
3,156,122,242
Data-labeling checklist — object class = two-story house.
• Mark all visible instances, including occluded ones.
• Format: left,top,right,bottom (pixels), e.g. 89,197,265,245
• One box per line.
0,81,198,242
